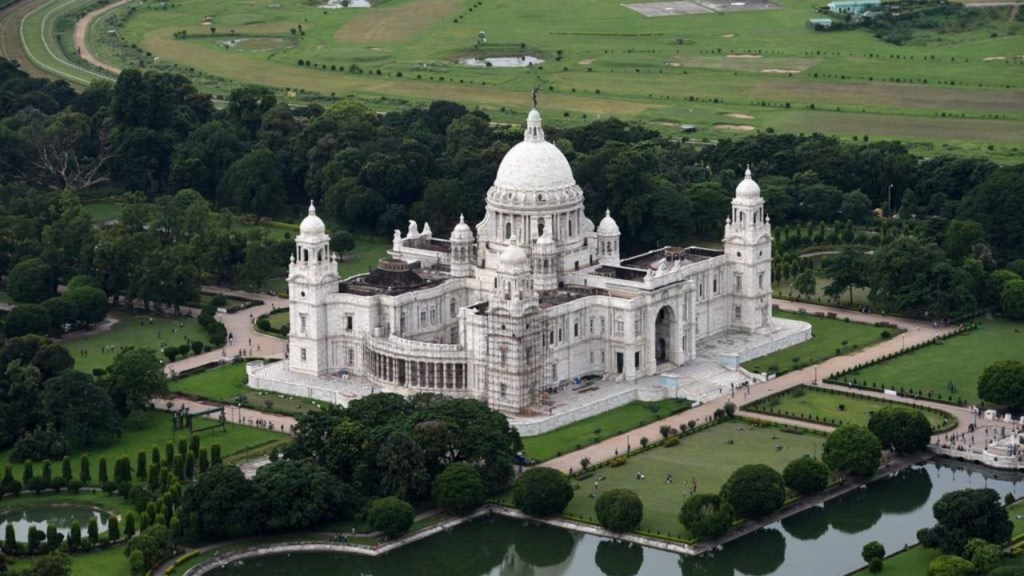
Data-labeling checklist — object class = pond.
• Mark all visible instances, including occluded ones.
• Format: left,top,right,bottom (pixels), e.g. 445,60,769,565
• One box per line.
209,459,1022,576
458,56,544,68
319,0,370,8
0,506,110,542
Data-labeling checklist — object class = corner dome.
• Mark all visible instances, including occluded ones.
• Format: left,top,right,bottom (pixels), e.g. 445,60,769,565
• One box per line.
450,214,473,242
299,201,326,237
597,209,620,236
493,109,576,193
736,167,761,199
499,236,530,272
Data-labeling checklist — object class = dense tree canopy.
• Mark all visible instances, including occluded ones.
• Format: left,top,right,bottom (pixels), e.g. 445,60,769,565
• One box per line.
782,456,829,496
367,496,414,538
432,462,485,515
252,459,350,531
513,467,574,517
918,488,1012,555
823,425,882,477
595,489,644,533
977,361,1024,411
678,493,735,539
719,464,786,519
868,406,933,455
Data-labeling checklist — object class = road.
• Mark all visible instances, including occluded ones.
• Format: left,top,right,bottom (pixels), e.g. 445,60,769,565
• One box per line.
544,300,974,473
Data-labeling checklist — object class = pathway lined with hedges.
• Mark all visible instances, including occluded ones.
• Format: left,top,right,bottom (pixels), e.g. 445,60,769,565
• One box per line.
545,300,968,473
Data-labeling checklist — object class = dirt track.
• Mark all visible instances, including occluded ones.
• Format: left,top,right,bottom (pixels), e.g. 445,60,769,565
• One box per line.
0,0,47,77
73,0,128,74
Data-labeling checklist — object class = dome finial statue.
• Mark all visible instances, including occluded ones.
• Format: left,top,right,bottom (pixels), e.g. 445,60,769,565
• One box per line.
531,86,539,109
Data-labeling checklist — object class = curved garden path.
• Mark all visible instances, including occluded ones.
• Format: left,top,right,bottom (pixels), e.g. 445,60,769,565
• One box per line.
73,0,128,74
544,301,976,473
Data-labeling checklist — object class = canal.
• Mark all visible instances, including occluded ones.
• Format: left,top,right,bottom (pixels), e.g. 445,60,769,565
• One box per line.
209,459,1023,576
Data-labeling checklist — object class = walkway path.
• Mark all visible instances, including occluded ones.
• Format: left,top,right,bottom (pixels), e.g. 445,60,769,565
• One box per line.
162,287,288,376
73,0,128,74
153,395,297,435
545,301,962,472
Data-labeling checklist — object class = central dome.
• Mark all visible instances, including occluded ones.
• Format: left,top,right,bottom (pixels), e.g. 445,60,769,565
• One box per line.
493,109,575,192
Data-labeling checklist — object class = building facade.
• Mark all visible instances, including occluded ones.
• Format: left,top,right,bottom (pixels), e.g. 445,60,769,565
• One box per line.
277,107,776,415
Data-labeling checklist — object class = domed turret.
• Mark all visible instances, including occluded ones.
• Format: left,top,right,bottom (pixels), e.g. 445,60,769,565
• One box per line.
596,209,621,266
735,166,761,199
533,230,557,291
451,214,473,242
299,201,327,239
450,214,475,278
499,235,530,275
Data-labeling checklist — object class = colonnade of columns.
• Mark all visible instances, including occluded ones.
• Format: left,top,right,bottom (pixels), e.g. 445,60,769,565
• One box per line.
366,350,467,389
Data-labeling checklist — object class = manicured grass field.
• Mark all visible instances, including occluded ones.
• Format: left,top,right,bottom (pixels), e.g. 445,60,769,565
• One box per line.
9,545,132,576
59,311,209,374
774,274,871,308
0,411,288,485
337,237,392,280
266,309,289,331
169,362,321,416
844,318,1024,406
562,421,825,538
0,491,134,518
747,385,954,430
81,201,126,223
67,0,1024,160
521,399,692,462
744,309,896,375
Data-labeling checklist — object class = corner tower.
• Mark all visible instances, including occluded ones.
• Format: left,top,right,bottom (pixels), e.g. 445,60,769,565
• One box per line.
288,202,338,375
723,168,772,333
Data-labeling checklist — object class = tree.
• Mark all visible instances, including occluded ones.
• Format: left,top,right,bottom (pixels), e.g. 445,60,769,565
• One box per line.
824,247,869,305
977,360,1024,411
432,462,485,515
595,489,643,532
918,488,1012,555
227,85,277,139
252,459,347,531
1001,279,1024,320
106,348,167,414
963,538,1001,574
959,165,1024,262
41,298,77,333
124,512,136,538
512,468,573,517
841,190,873,223
367,497,414,538
868,406,933,455
862,541,886,563
7,258,55,303
68,520,81,550
179,465,260,540
42,371,121,446
87,517,98,544
64,286,108,326
217,147,284,214
31,345,74,379
376,431,429,500
5,305,52,338
927,555,977,576
79,455,91,485
794,269,816,299
944,220,990,263
678,493,734,539
720,464,785,519
123,525,173,573
108,515,120,542
823,425,882,477
21,551,71,576
783,456,829,496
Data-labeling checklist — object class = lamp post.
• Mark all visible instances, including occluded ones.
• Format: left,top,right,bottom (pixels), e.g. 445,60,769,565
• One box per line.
814,365,818,385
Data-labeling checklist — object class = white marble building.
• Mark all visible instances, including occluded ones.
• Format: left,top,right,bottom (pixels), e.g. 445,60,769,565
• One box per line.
248,107,810,421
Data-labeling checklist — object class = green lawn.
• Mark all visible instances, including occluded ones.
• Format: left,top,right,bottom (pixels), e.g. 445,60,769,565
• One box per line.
266,309,289,331
9,545,131,576
774,274,872,308
0,291,12,304
844,318,1024,406
60,311,210,374
0,411,288,486
562,421,825,539
747,386,954,430
0,492,134,518
196,293,249,310
744,309,898,375
521,399,692,462
169,362,322,416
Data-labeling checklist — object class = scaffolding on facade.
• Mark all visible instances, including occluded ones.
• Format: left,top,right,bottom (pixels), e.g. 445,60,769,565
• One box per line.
483,308,549,415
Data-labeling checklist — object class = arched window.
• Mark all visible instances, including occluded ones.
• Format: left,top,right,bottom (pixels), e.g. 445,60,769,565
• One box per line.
317,249,323,262
568,220,573,237
303,249,309,262
505,222,512,239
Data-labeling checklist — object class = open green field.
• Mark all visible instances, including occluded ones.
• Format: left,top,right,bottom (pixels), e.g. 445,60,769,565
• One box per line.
774,273,872,308
81,201,126,223
744,309,896,375
9,545,132,576
521,399,691,462
169,362,322,416
562,421,824,538
59,311,208,373
0,411,288,484
266,309,289,331
747,385,954,429
47,0,1020,161
844,318,1023,406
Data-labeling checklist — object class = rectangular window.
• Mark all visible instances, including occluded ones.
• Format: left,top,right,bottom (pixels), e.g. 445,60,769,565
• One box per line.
420,311,426,327
574,323,579,338
430,308,437,325
552,365,557,379
347,348,354,365
589,318,594,334
601,351,606,363
699,282,704,299
549,331,555,346
735,275,742,292
590,351,594,363
300,314,307,333
346,316,353,331
558,328,563,342
634,351,641,368
735,306,742,320
634,318,641,336
450,327,458,343
300,348,307,361
713,278,718,293
758,272,764,289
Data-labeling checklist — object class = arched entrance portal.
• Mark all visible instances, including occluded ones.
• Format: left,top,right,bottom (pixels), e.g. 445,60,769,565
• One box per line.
655,305,678,365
